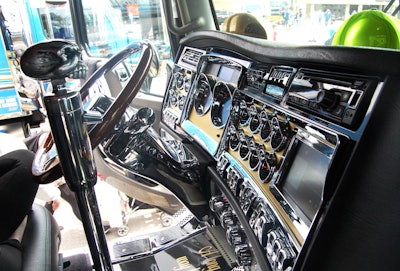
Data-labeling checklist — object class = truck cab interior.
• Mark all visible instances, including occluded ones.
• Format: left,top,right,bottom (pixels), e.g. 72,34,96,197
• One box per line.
2,0,400,270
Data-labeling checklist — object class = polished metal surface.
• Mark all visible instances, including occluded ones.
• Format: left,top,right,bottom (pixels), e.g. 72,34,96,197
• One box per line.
44,90,113,271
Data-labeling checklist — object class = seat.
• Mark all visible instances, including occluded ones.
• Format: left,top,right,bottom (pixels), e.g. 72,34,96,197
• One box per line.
221,13,268,39
21,204,62,271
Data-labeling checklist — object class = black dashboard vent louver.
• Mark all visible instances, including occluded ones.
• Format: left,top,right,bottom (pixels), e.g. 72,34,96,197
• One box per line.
247,68,266,90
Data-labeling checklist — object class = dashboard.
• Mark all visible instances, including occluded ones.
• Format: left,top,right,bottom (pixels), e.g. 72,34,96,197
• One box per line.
95,31,400,271
158,31,400,271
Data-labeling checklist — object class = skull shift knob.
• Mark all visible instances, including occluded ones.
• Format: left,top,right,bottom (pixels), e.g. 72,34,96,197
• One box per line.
21,40,87,81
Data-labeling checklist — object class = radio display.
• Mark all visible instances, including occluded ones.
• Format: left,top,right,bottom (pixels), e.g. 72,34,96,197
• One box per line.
278,141,330,226
263,67,293,99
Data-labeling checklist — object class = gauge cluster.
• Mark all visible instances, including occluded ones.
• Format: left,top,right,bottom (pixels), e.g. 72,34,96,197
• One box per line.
227,92,293,183
162,47,206,130
181,54,244,155
162,66,194,128
212,89,341,270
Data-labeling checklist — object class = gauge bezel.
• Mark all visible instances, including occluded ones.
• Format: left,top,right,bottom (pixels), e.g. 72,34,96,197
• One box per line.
175,72,185,90
239,100,251,126
184,73,192,93
249,105,262,134
211,81,234,129
270,117,289,151
193,73,214,116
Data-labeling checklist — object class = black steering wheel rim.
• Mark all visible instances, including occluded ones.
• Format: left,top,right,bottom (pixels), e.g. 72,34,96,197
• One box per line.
32,41,154,183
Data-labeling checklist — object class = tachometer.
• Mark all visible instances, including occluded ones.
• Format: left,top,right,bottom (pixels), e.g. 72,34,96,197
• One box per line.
193,73,214,115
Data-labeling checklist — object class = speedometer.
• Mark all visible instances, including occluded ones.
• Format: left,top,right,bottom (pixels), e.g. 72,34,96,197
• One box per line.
211,82,234,128
193,73,214,115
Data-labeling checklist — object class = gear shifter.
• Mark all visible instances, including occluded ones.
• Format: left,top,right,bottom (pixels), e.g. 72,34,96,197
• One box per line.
20,40,112,271
126,107,182,164
125,107,155,134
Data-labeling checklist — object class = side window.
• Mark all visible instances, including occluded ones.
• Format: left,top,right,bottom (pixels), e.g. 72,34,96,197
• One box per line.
81,0,170,97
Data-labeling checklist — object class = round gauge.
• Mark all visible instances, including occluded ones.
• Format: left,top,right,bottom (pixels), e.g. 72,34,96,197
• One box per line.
266,152,277,167
175,72,185,89
169,89,178,107
249,150,259,171
228,125,239,150
184,74,192,92
249,106,261,133
271,130,287,151
258,152,277,183
259,160,274,183
259,111,271,141
260,121,272,141
229,132,240,151
239,139,250,160
178,94,185,110
211,82,233,128
270,117,288,151
193,73,213,115
239,101,250,126
249,142,263,171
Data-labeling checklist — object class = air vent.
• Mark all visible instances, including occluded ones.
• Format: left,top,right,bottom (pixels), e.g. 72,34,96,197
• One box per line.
247,68,265,90
178,47,206,70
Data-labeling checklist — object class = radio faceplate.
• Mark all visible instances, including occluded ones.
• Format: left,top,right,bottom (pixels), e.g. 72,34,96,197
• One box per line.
285,69,378,130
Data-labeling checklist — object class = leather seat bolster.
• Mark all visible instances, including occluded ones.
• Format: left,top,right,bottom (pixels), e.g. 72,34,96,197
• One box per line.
21,204,61,271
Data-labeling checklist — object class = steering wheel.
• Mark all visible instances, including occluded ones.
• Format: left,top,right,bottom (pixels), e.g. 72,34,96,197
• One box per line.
25,41,153,183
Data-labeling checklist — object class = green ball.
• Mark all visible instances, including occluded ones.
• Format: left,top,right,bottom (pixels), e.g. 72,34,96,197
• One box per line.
332,10,400,49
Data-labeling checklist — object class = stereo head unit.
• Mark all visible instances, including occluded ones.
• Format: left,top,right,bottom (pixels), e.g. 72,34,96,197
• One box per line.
285,69,378,130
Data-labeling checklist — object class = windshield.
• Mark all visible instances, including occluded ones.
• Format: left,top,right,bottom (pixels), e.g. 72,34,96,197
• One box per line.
214,0,400,46
81,0,167,57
